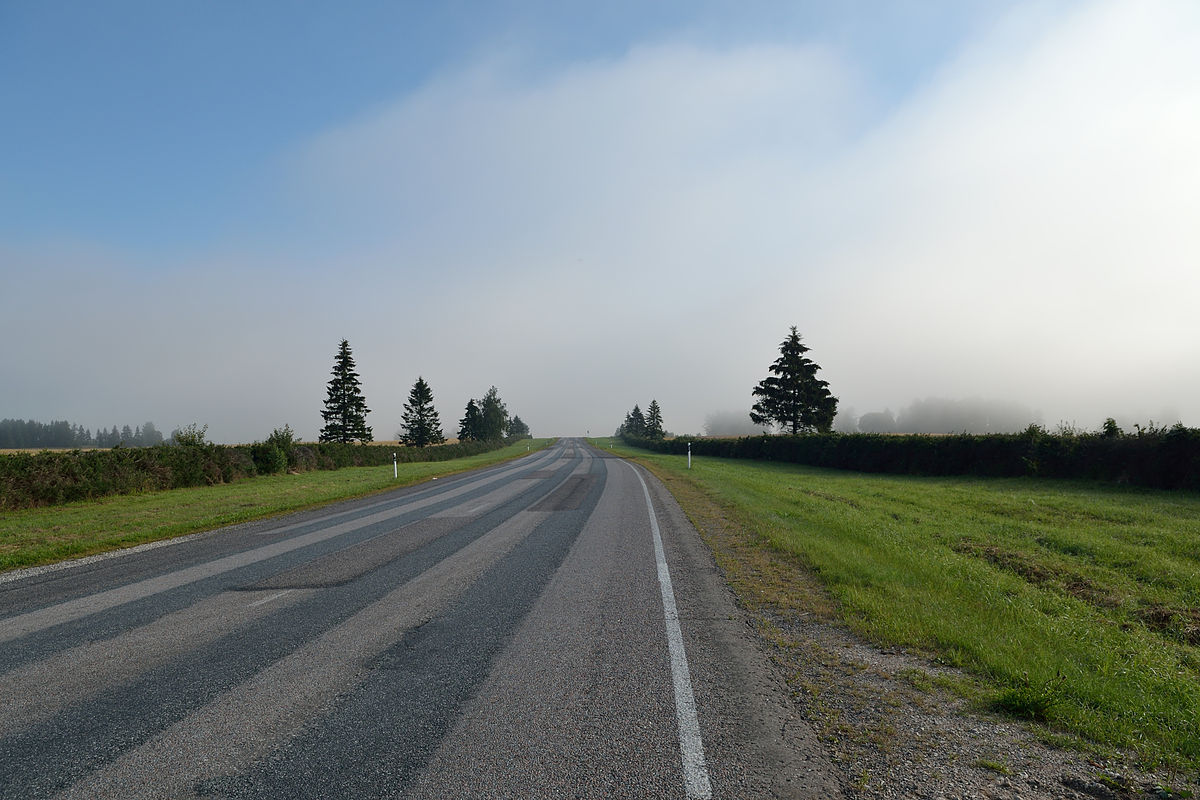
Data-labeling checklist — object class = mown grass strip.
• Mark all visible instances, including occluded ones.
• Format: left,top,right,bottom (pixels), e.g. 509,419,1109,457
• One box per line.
0,439,554,573
595,438,1200,770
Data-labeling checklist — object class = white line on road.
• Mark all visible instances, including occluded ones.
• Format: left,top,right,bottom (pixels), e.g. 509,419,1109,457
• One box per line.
247,590,293,608
627,462,713,800
0,449,563,643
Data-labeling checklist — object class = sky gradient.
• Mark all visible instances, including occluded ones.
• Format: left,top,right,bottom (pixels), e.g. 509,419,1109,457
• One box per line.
3,1,1197,442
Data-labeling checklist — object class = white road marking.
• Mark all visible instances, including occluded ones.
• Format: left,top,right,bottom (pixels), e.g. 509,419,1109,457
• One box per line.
627,462,713,800
247,590,293,608
0,445,562,586
0,533,204,585
57,509,550,799
0,449,563,642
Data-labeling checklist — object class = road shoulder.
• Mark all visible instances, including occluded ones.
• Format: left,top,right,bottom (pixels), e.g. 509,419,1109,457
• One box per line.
639,463,845,799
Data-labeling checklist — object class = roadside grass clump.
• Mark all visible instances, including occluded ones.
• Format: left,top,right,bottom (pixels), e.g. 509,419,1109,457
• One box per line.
598,438,1200,770
973,758,1012,776
990,671,1068,722
0,438,554,572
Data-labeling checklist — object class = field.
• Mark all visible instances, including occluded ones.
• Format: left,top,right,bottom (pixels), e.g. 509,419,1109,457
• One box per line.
0,438,553,572
596,438,1200,771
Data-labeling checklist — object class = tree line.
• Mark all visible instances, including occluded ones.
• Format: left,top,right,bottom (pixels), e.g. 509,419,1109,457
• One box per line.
0,419,167,449
319,339,531,447
618,326,837,442
615,400,666,439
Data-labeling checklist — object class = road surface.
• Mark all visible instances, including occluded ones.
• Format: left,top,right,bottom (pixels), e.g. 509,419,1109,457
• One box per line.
0,439,838,798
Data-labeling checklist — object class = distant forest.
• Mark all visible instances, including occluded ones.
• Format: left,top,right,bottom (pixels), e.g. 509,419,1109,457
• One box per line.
0,418,165,449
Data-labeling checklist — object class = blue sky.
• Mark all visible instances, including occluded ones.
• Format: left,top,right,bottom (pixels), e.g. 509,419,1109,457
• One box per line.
3,1,1198,442
1,1,990,251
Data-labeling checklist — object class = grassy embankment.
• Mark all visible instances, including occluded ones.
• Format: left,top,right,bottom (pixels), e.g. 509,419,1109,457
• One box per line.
0,438,554,573
595,438,1200,771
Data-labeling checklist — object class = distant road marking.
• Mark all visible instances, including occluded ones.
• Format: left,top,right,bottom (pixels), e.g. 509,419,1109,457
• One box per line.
247,590,292,608
627,462,713,800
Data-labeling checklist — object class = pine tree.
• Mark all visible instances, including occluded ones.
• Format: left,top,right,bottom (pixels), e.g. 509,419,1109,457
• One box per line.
399,376,445,447
458,399,483,442
506,415,530,437
319,339,373,443
479,386,509,441
626,405,646,437
750,326,838,434
645,400,665,440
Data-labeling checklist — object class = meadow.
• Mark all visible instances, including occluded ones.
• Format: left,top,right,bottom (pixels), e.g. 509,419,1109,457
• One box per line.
0,438,552,572
599,438,1200,770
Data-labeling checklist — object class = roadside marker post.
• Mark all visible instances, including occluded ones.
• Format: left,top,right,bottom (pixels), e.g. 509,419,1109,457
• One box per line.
393,452,397,479
688,442,692,469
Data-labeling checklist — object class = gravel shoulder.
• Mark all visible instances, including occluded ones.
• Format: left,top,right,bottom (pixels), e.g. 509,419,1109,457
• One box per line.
642,463,1198,800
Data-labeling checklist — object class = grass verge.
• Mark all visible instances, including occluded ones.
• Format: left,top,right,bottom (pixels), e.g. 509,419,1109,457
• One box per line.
1,438,554,573
593,437,1200,771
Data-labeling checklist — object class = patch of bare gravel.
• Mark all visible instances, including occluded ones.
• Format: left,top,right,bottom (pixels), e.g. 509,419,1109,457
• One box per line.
763,610,1193,800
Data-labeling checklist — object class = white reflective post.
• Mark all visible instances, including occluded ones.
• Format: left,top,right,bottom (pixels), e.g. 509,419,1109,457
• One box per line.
688,442,692,469
393,452,397,479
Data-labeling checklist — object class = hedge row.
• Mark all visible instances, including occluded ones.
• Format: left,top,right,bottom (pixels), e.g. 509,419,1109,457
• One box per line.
0,438,515,510
621,426,1200,491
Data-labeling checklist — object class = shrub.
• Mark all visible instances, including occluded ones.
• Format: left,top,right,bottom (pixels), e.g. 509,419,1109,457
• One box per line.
266,425,297,467
0,435,518,510
618,427,1200,490
250,443,288,475
172,423,209,447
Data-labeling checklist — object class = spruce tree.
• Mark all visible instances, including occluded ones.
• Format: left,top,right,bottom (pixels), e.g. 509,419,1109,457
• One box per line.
627,405,646,437
750,326,838,434
458,399,483,442
399,376,445,447
479,386,509,441
506,415,530,437
645,400,665,440
319,339,373,443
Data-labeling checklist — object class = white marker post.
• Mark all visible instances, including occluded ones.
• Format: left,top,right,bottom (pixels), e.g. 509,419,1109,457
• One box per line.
393,452,397,479
687,442,692,469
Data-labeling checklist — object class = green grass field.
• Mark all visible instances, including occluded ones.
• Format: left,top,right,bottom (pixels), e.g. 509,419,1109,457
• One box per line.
596,438,1200,770
0,438,553,573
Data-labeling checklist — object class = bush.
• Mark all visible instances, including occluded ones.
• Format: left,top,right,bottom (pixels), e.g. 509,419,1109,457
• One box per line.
266,425,297,467
619,426,1200,491
172,423,209,447
0,435,518,510
250,443,288,475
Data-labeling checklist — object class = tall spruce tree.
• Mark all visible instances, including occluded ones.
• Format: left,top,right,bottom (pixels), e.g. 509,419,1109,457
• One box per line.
399,376,445,447
319,339,373,443
628,407,648,438
645,400,665,440
479,386,509,441
623,405,646,437
458,399,483,442
750,326,837,434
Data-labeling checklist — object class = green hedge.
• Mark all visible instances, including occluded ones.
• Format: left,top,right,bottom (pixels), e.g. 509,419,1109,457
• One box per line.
621,426,1200,491
0,439,511,510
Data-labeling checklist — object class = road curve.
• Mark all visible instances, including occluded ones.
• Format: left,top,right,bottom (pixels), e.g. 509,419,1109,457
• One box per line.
0,439,839,799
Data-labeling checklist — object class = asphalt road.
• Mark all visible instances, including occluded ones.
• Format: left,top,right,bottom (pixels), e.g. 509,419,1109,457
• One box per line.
0,439,840,799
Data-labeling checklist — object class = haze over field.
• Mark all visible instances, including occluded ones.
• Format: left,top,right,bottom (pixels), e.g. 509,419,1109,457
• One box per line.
3,1,1197,442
